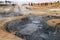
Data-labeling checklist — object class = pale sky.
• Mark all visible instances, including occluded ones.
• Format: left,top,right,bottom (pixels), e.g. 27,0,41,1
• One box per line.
0,0,60,4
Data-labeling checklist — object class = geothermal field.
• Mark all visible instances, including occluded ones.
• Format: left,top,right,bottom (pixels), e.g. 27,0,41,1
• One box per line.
0,1,60,40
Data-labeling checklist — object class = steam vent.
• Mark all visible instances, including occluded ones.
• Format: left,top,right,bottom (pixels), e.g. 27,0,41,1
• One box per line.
0,0,60,40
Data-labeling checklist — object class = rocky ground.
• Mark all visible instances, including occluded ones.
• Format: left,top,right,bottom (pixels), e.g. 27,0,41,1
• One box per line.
0,2,60,40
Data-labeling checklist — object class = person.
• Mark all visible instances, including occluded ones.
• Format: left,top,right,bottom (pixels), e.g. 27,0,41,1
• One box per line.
45,3,48,6
51,3,52,5
57,1,59,3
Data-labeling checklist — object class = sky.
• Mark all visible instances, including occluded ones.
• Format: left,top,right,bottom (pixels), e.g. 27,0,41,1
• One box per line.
0,0,60,4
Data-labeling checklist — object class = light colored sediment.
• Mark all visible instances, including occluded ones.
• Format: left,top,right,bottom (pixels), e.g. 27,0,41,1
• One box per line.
0,29,23,40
